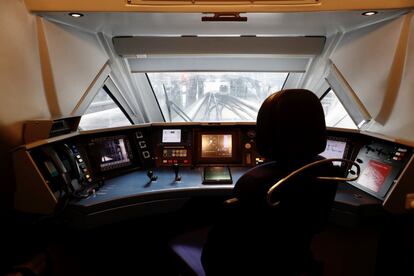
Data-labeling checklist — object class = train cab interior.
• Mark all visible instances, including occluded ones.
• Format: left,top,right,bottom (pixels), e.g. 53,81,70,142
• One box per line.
2,0,414,275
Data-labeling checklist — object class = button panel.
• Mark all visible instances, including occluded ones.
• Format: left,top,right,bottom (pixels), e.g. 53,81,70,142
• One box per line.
161,147,189,165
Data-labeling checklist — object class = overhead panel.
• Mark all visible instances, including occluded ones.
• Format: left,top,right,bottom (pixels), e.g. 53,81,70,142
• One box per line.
113,36,326,56
127,0,319,4
24,0,414,12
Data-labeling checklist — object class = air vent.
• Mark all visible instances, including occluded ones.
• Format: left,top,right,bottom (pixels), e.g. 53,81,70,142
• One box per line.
202,13,247,22
127,0,319,5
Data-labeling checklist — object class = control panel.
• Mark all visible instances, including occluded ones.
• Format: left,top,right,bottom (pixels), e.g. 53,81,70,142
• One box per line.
12,123,414,216
154,128,193,166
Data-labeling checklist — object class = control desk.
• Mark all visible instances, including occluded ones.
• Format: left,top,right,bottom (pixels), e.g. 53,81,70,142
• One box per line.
12,123,414,228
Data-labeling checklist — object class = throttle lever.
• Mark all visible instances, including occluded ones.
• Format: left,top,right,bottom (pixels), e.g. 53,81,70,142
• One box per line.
173,164,181,182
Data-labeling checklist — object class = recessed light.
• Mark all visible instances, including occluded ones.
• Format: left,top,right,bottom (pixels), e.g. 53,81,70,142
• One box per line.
362,11,378,16
69,13,84,18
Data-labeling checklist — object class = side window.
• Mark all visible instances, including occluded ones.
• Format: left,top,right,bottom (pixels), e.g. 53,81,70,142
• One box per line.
320,89,358,129
79,86,132,130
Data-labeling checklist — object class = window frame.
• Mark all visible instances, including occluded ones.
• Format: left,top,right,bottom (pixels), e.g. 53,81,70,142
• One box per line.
103,77,135,124
101,84,134,125
72,65,137,125
78,84,133,131
74,70,136,130
325,63,371,128
320,87,358,129
146,73,166,122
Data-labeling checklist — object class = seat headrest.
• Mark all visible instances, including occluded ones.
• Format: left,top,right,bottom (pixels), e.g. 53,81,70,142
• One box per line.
256,89,326,161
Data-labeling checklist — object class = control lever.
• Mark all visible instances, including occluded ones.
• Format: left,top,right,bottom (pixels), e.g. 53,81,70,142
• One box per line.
173,163,181,182
147,170,158,182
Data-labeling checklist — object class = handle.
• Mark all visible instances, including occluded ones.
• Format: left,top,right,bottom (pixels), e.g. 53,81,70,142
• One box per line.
266,158,361,207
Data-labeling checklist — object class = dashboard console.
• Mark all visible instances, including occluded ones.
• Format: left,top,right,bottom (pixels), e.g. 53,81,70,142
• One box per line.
12,123,414,227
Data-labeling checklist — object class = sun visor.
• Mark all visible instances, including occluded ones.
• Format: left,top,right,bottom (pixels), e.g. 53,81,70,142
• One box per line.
113,36,326,57
127,56,311,72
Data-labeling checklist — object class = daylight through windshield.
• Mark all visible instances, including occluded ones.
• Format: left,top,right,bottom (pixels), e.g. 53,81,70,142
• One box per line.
147,72,288,122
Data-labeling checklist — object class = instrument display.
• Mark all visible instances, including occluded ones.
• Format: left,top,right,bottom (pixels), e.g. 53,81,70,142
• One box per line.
348,141,411,199
320,138,349,166
201,134,232,158
91,135,134,172
162,129,181,143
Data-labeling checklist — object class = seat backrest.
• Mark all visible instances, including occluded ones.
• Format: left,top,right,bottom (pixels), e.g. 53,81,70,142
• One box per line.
201,89,338,275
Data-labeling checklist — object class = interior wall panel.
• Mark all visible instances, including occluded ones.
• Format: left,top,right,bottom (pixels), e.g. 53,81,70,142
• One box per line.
331,16,404,119
40,19,109,116
331,14,414,143
364,14,414,141
0,0,50,212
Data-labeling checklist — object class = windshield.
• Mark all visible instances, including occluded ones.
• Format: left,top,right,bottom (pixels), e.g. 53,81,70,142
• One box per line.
147,72,288,122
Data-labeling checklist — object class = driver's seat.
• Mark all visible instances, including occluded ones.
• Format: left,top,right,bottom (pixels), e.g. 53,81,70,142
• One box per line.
170,89,338,276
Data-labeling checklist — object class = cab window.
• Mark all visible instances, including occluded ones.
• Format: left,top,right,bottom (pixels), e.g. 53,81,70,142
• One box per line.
321,88,358,129
79,86,133,130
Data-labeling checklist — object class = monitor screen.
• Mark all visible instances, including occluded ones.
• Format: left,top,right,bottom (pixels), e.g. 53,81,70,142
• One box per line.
201,134,232,158
94,135,133,171
162,129,181,143
357,160,392,193
320,139,347,165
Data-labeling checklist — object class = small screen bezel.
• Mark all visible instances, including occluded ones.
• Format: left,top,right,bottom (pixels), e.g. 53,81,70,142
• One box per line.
346,141,411,200
194,129,241,165
202,166,233,184
354,159,393,197
90,135,135,173
162,129,182,144
320,137,350,166
349,158,397,200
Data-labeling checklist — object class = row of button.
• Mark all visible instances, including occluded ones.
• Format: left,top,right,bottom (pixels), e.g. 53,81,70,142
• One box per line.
163,149,187,157
365,145,407,162
162,159,189,164
135,131,151,159
393,148,407,161
72,145,92,183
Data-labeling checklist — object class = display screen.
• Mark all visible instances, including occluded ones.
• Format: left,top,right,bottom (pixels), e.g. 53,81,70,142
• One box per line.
201,134,232,158
94,136,133,171
357,160,392,193
162,129,181,143
320,139,347,165
203,166,232,184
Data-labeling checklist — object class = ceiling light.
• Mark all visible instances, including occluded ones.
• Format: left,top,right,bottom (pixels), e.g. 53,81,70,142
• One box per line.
69,13,84,18
362,11,378,16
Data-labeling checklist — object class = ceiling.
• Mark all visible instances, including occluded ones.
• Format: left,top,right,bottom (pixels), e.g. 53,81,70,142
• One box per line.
40,10,407,37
